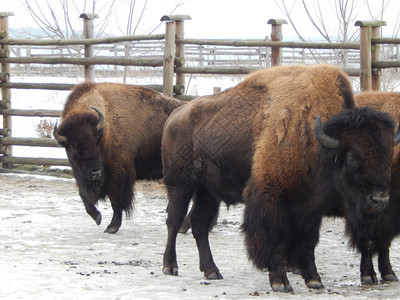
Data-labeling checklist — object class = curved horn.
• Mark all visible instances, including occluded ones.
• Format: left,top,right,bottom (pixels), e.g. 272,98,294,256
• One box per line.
53,121,67,145
394,119,400,146
314,116,340,149
91,107,104,131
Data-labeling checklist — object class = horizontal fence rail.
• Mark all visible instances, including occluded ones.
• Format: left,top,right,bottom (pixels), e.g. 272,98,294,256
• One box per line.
0,14,399,168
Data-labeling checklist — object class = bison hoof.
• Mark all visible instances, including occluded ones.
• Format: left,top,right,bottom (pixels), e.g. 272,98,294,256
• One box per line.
205,271,223,280
104,225,119,234
271,282,294,293
306,280,324,290
94,214,102,226
382,274,399,282
361,275,378,285
163,266,178,276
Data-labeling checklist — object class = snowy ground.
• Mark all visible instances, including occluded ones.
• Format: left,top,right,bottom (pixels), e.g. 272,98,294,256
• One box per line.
1,170,400,299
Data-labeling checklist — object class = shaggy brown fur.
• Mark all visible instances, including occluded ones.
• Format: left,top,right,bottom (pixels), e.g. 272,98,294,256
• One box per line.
161,64,394,293
56,82,184,233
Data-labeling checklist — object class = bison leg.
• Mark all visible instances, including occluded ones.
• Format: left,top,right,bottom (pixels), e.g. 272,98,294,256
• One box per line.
191,189,223,280
163,185,193,276
104,201,123,234
297,245,323,289
269,269,293,293
360,247,378,284
80,191,102,225
291,221,324,289
104,176,134,234
268,247,294,292
378,244,399,282
84,202,102,225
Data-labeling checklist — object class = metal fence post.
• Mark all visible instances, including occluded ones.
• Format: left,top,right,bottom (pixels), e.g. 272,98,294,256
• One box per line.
268,19,287,67
80,13,98,81
0,12,13,168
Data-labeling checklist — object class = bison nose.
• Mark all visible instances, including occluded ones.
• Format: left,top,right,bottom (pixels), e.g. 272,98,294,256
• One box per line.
367,191,389,213
90,169,102,181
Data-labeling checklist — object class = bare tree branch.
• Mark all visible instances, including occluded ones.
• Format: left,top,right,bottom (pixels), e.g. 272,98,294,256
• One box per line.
274,0,306,42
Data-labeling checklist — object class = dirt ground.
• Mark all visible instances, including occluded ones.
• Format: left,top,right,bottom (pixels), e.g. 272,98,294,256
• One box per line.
1,168,400,299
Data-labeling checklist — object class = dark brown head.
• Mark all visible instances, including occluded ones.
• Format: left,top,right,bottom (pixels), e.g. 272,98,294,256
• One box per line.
54,107,105,201
314,107,400,216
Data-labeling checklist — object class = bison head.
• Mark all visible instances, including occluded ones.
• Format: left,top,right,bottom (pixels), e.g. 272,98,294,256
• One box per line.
314,107,400,217
54,107,106,203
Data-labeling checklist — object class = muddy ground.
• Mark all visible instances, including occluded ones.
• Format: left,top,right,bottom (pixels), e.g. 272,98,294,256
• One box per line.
1,168,400,299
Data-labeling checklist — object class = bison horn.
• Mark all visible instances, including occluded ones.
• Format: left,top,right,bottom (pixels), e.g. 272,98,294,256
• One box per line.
91,107,104,131
314,116,340,149
53,121,67,145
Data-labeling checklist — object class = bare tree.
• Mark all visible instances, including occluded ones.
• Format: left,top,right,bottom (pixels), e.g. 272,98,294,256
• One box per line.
20,0,187,39
21,0,114,39
19,0,188,82
275,0,400,91
108,0,186,82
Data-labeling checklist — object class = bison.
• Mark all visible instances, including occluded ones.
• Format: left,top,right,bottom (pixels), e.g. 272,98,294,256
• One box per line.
53,82,184,233
332,91,400,284
161,64,399,293
242,85,400,292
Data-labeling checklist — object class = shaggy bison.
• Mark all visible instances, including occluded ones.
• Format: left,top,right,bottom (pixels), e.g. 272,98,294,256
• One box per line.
336,91,400,284
161,64,399,293
242,84,400,292
54,82,184,233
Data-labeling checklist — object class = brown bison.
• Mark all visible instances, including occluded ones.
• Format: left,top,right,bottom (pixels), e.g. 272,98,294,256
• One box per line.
53,82,184,233
161,64,399,293
331,91,400,284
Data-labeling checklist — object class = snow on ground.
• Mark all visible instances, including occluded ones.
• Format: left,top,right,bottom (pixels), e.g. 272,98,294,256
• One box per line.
1,170,400,299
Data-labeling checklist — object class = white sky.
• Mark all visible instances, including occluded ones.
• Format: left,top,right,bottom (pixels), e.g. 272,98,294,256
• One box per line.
1,0,399,39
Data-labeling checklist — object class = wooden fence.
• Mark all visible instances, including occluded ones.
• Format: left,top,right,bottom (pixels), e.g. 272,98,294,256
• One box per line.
0,13,400,168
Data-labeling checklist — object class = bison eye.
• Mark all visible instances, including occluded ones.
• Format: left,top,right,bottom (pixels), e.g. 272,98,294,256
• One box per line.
68,145,78,155
346,151,360,170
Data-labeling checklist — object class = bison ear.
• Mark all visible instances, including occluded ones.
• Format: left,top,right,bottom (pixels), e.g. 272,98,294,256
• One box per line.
314,116,340,149
53,121,68,147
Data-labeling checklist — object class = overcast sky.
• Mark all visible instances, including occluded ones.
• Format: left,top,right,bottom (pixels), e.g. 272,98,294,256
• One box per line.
1,0,399,40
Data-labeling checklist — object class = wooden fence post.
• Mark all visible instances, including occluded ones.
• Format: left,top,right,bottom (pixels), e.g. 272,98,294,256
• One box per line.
80,13,98,81
175,16,191,95
161,17,176,97
161,15,191,97
355,20,386,91
371,23,386,90
0,12,13,168
268,19,287,67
